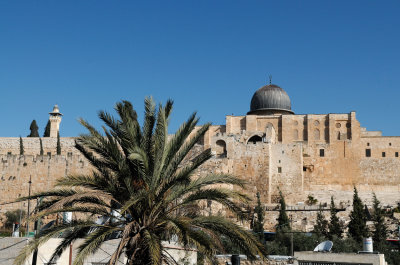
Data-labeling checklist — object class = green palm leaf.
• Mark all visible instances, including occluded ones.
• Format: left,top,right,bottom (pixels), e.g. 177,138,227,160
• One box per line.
15,98,267,265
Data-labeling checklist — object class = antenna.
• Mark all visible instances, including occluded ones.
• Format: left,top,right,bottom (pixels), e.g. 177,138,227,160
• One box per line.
269,75,272,85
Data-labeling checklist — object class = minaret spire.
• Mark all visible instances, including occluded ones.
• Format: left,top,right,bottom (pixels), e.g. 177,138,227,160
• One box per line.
269,75,272,85
49,105,63,138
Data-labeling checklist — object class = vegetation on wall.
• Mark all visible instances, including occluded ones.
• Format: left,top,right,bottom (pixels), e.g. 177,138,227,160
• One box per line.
306,194,318,206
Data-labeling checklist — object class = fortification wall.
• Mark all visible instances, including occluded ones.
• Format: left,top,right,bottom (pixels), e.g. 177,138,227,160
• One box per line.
0,137,79,156
0,152,91,213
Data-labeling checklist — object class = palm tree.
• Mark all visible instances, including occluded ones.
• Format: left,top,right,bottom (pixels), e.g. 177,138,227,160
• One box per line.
16,98,267,265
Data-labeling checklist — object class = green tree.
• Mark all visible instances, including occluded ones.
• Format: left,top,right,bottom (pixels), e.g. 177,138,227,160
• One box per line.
28,120,39,137
43,121,50,137
328,196,343,239
56,132,61,155
371,193,388,246
276,190,290,232
348,187,368,242
39,138,44,156
331,236,360,253
15,98,267,265
313,205,328,238
253,192,265,243
19,137,24,155
4,210,25,229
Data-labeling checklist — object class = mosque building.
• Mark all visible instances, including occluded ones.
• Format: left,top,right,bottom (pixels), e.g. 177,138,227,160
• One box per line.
198,82,400,207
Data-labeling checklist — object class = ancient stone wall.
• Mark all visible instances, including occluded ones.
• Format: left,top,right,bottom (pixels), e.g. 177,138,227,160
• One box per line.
0,148,91,213
0,110,399,234
0,137,79,156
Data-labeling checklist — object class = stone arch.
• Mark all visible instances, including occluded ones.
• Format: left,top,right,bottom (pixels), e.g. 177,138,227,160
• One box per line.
293,129,299,140
247,135,263,144
215,140,227,157
314,129,320,140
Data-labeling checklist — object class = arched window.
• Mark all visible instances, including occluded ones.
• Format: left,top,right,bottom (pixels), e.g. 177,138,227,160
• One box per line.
215,140,227,157
314,129,320,140
247,135,262,144
293,129,299,140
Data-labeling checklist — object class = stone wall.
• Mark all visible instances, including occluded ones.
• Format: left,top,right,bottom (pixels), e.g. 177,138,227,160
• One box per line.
0,137,79,156
0,110,400,234
0,151,91,213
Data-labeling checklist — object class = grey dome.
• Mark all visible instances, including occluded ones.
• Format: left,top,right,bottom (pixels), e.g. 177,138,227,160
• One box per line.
248,84,294,115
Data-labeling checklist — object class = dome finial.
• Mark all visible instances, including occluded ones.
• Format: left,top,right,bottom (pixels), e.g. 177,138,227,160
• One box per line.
269,74,272,85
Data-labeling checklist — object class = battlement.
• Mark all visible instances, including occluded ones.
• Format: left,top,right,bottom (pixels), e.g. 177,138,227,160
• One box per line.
0,137,79,156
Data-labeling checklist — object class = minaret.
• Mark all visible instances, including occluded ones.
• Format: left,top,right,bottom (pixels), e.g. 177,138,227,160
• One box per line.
49,105,63,137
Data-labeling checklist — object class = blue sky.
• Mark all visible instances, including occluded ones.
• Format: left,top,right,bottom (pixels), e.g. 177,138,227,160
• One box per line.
1,1,400,136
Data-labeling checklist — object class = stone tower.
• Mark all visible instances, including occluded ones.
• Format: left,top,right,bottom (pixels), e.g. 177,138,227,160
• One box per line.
49,105,63,137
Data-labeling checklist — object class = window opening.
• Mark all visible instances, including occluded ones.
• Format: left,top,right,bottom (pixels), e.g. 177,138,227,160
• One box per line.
215,140,227,158
396,152,399,157
366,149,371,157
278,167,282,173
319,149,325,157
382,152,386,157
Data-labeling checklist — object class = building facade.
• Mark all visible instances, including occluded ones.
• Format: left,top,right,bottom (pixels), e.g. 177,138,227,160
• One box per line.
196,83,400,218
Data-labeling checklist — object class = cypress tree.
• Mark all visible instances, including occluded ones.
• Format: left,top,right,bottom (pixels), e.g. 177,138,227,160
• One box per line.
348,187,368,242
253,192,265,243
328,196,343,239
372,193,387,246
28,120,39,137
43,121,50,137
313,204,328,238
19,137,24,155
39,138,44,156
56,132,61,155
276,190,290,232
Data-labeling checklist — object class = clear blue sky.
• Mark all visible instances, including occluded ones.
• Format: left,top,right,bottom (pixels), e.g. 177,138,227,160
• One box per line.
1,1,399,136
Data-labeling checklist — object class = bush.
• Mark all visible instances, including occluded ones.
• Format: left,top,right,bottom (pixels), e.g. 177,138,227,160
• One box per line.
306,195,318,206
331,235,360,253
4,210,25,229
